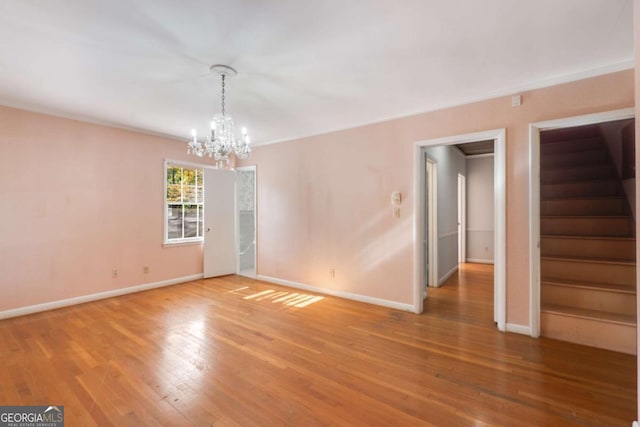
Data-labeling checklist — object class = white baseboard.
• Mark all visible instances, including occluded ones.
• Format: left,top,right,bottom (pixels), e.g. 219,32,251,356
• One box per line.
0,274,203,320
465,258,494,265
438,265,459,286
506,323,532,336
256,275,415,312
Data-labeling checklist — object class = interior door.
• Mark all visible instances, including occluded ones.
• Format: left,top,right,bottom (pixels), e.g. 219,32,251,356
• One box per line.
203,169,236,278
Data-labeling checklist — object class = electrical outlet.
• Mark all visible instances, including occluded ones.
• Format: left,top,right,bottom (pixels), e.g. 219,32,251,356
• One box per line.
112,269,118,278
143,266,149,274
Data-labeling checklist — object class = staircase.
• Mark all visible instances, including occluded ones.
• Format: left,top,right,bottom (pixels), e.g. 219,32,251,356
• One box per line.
539,125,637,355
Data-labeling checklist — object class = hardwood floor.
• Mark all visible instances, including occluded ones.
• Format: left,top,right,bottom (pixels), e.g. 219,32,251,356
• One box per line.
0,263,636,426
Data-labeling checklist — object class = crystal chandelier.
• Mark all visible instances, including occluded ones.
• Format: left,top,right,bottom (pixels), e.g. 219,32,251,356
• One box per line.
187,64,251,167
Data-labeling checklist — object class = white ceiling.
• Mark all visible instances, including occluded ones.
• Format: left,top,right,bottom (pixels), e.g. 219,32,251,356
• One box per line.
0,0,634,145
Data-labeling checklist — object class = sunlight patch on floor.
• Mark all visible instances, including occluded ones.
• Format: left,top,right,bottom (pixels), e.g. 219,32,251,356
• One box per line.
243,289,324,308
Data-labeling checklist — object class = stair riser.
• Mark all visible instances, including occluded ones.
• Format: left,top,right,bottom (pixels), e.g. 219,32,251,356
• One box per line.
541,237,636,260
541,181,619,198
541,217,632,237
541,259,636,286
542,150,608,168
541,164,615,184
541,285,636,316
540,138,603,155
540,198,625,216
540,312,636,354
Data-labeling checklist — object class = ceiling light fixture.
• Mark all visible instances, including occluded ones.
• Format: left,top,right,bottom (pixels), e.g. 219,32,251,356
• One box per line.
187,64,251,168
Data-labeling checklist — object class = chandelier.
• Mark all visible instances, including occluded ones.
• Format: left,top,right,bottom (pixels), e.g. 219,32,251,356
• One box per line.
187,64,251,167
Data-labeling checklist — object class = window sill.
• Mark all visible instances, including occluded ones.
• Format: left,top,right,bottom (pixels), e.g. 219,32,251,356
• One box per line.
163,239,203,248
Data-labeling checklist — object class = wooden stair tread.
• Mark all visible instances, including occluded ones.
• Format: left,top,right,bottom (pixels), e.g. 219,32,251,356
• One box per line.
541,196,625,201
541,178,617,185
542,279,636,294
541,215,630,219
541,255,636,266
541,235,636,241
541,304,636,326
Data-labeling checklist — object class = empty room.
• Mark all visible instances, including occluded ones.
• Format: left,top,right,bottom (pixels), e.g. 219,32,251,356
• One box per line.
1,1,639,426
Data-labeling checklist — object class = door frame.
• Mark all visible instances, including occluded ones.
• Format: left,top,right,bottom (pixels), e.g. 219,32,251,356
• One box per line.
528,108,635,337
458,173,466,264
425,158,438,290
235,165,257,278
413,128,506,332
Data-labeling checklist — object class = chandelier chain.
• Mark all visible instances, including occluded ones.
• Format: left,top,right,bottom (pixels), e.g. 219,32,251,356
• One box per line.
221,74,226,117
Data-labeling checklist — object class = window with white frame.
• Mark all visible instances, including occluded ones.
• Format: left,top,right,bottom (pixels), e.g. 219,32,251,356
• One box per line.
165,163,204,243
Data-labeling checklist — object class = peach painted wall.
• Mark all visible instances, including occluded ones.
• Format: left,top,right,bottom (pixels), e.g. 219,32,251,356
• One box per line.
0,106,207,312
248,70,634,326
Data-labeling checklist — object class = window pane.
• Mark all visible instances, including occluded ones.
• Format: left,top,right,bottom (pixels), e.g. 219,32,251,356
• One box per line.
183,169,197,185
195,169,203,186
184,205,198,238
167,167,182,184
183,185,197,203
198,205,204,237
167,205,183,239
167,184,182,202
196,185,203,203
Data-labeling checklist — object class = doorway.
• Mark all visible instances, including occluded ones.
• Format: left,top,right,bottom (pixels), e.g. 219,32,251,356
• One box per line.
529,108,635,338
413,129,506,332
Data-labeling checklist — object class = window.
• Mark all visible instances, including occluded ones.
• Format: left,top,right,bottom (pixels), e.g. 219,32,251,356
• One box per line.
165,164,204,243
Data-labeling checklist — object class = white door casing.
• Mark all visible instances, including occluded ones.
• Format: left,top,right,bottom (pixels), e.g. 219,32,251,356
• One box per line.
413,129,506,332
528,108,635,337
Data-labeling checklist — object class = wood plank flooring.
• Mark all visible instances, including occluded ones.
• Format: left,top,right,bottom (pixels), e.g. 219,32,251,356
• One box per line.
0,263,636,426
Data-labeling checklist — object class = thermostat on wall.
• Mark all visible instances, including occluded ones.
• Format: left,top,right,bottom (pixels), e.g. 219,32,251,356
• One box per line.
391,191,402,205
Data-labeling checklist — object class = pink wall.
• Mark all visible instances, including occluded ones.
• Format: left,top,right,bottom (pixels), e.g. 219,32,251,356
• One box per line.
248,70,634,326
0,107,206,311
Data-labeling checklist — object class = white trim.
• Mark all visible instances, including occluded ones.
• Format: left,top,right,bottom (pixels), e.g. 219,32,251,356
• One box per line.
256,275,415,312
528,108,635,338
426,158,438,290
257,60,633,147
466,258,494,265
438,230,458,239
165,158,219,171
438,265,459,286
458,173,466,264
506,323,532,336
414,128,506,331
466,153,495,159
163,240,203,248
0,274,203,320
